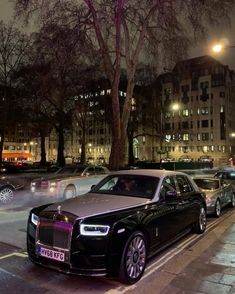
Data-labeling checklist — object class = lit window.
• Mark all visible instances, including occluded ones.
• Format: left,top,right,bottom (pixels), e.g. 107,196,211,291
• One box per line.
201,107,209,115
202,146,208,152
165,134,171,142
220,105,225,113
197,134,201,141
182,109,189,117
183,134,189,141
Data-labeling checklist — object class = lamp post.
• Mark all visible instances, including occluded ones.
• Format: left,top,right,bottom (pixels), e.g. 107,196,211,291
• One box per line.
212,43,235,53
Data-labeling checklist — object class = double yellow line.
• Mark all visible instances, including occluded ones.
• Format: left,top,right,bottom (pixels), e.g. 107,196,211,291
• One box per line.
0,252,28,260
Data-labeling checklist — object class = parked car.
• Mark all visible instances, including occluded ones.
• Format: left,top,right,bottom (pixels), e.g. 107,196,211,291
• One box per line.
178,155,193,162
30,164,110,199
160,156,175,163
193,177,235,217
0,178,24,204
214,170,235,187
27,169,207,284
0,163,39,203
198,155,213,163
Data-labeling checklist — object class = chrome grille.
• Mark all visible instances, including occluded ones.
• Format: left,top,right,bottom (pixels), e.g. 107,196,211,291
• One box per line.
38,219,73,249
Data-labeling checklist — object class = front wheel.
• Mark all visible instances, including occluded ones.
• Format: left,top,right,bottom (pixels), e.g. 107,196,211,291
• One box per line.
0,186,14,204
214,199,221,217
119,231,147,284
230,193,235,208
193,206,207,234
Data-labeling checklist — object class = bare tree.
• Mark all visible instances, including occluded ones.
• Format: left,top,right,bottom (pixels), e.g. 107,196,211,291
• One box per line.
14,0,235,169
0,20,31,162
30,23,92,166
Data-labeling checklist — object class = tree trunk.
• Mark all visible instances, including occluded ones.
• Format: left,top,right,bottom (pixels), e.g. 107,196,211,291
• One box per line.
127,126,134,166
109,86,122,170
0,132,4,163
39,130,47,165
57,125,65,166
80,126,86,164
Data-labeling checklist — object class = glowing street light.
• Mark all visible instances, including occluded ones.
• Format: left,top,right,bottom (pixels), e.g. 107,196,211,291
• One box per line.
212,44,223,53
172,103,180,111
212,43,235,54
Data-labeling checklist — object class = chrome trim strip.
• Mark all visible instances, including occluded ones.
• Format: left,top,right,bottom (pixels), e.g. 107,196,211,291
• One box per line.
35,217,74,265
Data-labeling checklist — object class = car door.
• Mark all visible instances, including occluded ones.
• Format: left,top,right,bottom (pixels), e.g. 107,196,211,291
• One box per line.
147,176,179,252
174,175,198,232
220,180,233,206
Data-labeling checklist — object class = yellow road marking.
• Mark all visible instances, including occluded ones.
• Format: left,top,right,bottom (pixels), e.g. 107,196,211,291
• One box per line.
0,252,28,260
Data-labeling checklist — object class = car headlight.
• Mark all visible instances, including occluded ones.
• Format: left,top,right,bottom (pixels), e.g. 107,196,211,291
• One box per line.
80,224,110,236
31,213,39,226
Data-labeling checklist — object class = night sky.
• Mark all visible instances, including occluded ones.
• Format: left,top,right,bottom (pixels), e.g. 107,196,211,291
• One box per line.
0,0,235,70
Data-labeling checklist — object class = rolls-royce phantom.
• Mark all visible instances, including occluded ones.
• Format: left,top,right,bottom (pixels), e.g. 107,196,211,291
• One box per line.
27,169,207,284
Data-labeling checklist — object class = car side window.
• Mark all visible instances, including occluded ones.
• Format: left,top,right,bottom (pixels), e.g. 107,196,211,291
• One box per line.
95,167,106,174
159,176,176,201
84,167,95,176
228,172,235,180
176,175,193,194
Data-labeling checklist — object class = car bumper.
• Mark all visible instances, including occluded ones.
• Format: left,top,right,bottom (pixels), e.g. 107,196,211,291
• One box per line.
27,222,115,277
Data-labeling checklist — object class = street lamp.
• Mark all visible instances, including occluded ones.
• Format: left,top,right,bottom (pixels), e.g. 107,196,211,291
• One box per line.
212,43,235,53
171,103,180,111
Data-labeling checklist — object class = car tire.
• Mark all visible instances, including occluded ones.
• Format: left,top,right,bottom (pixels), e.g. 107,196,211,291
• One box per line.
193,206,207,234
214,199,221,217
63,185,76,199
230,193,235,208
119,231,147,284
0,186,14,204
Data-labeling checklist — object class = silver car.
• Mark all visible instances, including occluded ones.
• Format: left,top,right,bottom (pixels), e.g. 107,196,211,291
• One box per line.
30,165,109,199
193,177,235,217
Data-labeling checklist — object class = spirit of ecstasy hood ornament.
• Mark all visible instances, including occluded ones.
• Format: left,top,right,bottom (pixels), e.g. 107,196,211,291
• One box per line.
57,205,61,214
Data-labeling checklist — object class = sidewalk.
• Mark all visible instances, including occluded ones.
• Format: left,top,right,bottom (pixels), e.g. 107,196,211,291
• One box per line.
123,211,235,294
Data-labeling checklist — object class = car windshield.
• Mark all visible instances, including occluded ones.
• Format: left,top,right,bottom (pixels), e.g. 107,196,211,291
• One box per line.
215,171,235,180
91,174,159,199
56,166,86,175
194,178,219,190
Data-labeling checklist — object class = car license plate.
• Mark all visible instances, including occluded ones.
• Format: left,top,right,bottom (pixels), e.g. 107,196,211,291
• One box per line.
34,192,47,196
39,247,65,262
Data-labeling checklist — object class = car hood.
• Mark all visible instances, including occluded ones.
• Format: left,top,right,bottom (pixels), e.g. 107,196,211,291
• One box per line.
201,190,218,198
32,174,82,182
44,193,149,218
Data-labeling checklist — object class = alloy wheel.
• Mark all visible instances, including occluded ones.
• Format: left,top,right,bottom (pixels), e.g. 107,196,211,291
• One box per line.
0,187,14,204
231,194,235,207
215,199,221,217
125,235,146,280
199,207,207,232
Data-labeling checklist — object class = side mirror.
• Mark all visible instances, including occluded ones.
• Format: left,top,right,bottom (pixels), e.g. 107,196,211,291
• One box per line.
91,184,96,190
165,190,177,200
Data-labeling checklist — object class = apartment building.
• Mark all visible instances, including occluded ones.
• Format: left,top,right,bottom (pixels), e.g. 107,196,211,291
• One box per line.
2,56,235,167
157,55,235,166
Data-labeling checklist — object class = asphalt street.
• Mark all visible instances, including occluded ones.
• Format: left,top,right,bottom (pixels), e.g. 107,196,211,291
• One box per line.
0,194,234,293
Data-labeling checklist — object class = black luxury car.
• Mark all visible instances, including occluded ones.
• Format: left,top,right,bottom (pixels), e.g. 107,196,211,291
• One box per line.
27,169,207,284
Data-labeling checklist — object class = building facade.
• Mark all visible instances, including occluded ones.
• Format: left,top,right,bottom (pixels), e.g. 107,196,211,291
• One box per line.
158,55,235,166
2,55,235,168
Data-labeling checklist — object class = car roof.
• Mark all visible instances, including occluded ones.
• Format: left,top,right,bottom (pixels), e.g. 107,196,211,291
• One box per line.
193,176,219,180
110,169,188,178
